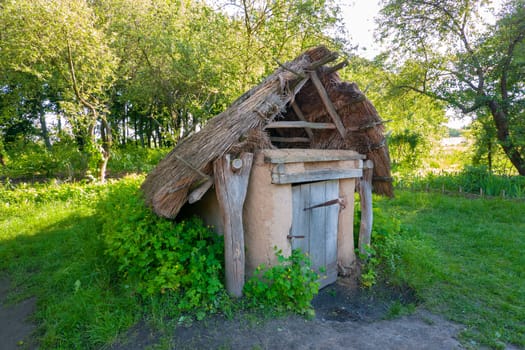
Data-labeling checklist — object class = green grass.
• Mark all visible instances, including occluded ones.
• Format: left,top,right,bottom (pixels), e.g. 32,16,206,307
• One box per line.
0,181,140,349
375,191,525,349
1,180,524,349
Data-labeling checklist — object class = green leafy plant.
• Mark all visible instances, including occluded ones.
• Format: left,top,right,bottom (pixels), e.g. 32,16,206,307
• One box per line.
98,177,227,315
355,201,402,288
243,248,319,316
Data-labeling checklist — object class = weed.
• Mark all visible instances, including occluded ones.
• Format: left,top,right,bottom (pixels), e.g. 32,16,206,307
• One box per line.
244,248,319,316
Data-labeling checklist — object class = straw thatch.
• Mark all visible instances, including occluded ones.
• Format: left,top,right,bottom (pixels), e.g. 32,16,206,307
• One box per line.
287,66,393,197
142,46,392,219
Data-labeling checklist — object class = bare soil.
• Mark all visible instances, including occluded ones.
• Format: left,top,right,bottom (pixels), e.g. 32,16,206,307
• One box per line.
112,278,468,350
0,275,491,350
0,276,37,350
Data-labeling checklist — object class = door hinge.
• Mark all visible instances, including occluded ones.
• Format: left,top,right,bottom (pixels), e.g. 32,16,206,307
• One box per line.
287,235,305,239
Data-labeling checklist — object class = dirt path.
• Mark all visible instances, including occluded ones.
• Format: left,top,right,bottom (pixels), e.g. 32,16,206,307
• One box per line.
0,276,37,350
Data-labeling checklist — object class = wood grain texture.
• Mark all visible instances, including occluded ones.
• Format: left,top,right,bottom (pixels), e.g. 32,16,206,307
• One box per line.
213,153,254,297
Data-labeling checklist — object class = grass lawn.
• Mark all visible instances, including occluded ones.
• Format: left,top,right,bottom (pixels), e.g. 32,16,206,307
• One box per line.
0,181,523,349
375,190,525,349
0,182,140,349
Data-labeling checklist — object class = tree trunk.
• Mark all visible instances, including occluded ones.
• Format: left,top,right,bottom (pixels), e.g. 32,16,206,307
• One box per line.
488,100,525,176
39,112,52,150
99,116,112,182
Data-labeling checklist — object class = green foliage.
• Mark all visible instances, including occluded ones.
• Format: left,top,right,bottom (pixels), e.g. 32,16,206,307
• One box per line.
397,166,525,198
108,145,170,174
378,0,525,175
98,178,226,314
244,249,319,316
0,139,90,179
340,57,446,173
355,200,403,288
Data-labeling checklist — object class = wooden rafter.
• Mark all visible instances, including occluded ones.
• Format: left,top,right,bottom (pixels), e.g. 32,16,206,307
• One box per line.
309,71,346,138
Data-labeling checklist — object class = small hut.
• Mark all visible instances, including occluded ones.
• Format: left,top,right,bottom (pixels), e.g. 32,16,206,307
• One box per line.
142,46,392,296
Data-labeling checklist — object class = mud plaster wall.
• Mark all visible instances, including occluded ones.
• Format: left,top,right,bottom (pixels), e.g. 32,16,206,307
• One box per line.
243,152,292,277
180,189,224,235
337,178,357,273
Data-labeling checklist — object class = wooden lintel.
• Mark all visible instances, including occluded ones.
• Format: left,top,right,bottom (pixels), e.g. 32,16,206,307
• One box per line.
213,153,254,297
263,149,366,164
291,102,313,139
265,121,336,129
309,71,347,138
270,137,310,143
272,168,363,184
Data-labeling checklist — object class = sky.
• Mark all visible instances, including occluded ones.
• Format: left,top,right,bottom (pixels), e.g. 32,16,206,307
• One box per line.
340,0,382,59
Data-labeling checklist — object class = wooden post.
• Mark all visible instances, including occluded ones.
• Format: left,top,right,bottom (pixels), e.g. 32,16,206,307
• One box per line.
213,153,253,297
359,160,374,255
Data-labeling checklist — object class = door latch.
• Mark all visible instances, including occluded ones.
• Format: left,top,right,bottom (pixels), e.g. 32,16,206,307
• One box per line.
303,197,346,211
287,235,305,239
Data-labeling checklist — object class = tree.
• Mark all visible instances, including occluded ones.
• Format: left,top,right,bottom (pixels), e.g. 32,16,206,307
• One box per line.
0,0,117,180
378,0,525,175
340,56,446,172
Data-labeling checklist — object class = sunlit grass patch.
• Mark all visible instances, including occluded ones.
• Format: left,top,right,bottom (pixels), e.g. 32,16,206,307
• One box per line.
376,191,525,348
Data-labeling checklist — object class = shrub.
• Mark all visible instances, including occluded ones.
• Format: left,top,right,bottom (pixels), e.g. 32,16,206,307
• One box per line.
1,139,89,179
108,145,170,175
98,177,226,315
243,249,319,316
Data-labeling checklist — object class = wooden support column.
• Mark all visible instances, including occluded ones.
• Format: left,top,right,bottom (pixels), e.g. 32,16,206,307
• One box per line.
359,160,374,255
213,153,253,297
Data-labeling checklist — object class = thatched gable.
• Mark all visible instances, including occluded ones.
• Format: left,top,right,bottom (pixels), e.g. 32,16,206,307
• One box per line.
142,46,393,219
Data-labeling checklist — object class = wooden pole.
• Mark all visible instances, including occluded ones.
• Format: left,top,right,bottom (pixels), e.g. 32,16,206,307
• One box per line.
213,153,253,297
359,160,374,255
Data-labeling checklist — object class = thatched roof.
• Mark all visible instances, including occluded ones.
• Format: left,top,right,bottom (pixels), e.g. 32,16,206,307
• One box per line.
142,46,393,219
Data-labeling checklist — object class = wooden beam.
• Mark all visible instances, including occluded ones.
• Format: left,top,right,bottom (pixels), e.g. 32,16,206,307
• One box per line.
358,160,374,255
188,178,213,204
270,137,310,143
265,121,336,129
307,52,339,70
263,149,366,164
325,59,349,74
213,153,254,297
309,71,347,138
272,167,362,184
291,102,313,139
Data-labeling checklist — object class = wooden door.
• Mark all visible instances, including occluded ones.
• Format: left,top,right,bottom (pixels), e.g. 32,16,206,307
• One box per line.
290,180,339,288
